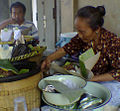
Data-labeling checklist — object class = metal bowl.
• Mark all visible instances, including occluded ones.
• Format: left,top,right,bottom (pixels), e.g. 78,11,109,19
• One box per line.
38,75,86,106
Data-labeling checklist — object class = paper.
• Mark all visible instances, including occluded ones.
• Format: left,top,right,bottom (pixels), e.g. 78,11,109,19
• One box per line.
79,48,100,71
84,52,100,70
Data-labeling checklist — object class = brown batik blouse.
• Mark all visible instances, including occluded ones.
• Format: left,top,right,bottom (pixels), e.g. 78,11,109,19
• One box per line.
63,28,120,81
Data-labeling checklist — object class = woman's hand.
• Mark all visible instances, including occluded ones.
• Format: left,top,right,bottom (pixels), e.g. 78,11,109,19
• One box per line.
90,73,114,82
41,48,67,73
41,58,51,72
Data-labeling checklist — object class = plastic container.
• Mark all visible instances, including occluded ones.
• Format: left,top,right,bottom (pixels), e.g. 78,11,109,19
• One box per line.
56,32,77,47
14,97,27,111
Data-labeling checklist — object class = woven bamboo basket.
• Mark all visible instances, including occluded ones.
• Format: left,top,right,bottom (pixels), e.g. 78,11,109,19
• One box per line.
0,41,46,110
0,72,43,111
9,46,47,64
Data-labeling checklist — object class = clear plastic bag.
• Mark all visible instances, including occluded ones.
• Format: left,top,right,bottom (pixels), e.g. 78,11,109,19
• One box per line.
1,29,13,41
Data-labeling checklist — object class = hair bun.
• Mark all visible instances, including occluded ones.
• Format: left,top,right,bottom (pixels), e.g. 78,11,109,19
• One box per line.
96,6,106,16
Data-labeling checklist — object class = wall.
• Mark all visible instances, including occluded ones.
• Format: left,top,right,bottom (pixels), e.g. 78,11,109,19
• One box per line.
60,0,120,37
37,0,56,50
61,0,74,33
76,0,120,37
0,0,9,22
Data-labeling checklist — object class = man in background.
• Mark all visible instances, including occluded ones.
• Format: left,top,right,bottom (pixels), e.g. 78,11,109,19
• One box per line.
0,1,39,43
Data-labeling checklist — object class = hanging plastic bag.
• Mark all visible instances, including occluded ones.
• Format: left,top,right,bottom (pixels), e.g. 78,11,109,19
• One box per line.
0,28,13,41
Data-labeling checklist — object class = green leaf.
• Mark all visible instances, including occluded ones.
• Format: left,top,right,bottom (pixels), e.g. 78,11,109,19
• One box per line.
28,44,34,50
4,28,8,32
14,27,19,30
79,48,94,62
0,60,18,74
18,69,29,74
44,80,85,103
79,60,87,79
0,75,5,77
64,61,71,66
79,48,95,78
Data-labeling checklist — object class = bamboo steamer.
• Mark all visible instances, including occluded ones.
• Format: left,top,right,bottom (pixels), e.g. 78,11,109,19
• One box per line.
0,72,43,111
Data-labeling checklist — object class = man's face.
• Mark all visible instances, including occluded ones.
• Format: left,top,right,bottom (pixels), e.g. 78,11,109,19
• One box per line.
11,7,25,23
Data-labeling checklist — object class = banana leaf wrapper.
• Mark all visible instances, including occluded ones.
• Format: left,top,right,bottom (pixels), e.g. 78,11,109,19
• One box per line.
44,80,85,103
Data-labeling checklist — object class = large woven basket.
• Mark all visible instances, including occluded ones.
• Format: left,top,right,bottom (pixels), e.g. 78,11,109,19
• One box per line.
0,72,43,111
0,42,45,110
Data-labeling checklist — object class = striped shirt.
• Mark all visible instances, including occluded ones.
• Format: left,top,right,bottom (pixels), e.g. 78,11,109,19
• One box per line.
6,20,39,40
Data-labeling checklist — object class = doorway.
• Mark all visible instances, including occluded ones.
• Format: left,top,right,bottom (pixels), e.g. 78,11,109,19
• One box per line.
36,0,61,50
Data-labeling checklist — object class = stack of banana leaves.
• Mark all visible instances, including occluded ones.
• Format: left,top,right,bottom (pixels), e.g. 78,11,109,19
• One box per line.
0,40,46,77
0,60,37,77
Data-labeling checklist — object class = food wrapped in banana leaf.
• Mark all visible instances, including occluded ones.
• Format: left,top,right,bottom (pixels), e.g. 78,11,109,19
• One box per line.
11,60,37,71
11,44,31,57
63,61,80,74
25,39,39,47
0,60,29,77
0,69,14,77
78,94,103,109
79,98,103,109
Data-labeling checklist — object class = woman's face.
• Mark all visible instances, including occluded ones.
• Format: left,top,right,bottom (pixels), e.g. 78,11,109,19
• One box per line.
75,17,96,43
11,7,25,24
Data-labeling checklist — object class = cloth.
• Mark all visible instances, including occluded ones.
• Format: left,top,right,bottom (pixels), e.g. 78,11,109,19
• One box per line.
99,81,120,107
63,28,120,81
6,20,39,40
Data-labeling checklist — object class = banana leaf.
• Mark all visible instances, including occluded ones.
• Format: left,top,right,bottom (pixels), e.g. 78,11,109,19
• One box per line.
44,80,85,103
0,59,18,74
79,48,95,78
0,60,29,74
79,60,87,79
79,48,95,62
17,69,29,74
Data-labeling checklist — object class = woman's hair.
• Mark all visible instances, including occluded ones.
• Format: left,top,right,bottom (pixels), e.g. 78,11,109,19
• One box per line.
76,6,106,30
10,2,26,14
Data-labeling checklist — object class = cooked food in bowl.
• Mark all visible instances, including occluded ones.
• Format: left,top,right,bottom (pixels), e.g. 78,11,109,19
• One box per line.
39,81,111,110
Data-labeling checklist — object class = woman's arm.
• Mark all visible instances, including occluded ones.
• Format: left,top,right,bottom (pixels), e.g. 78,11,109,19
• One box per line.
41,34,83,72
90,73,115,82
41,47,67,72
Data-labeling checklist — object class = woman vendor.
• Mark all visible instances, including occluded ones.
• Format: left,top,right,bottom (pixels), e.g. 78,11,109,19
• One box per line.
41,6,120,82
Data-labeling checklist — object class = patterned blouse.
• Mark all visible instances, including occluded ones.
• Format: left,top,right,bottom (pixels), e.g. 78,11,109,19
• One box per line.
63,28,120,81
